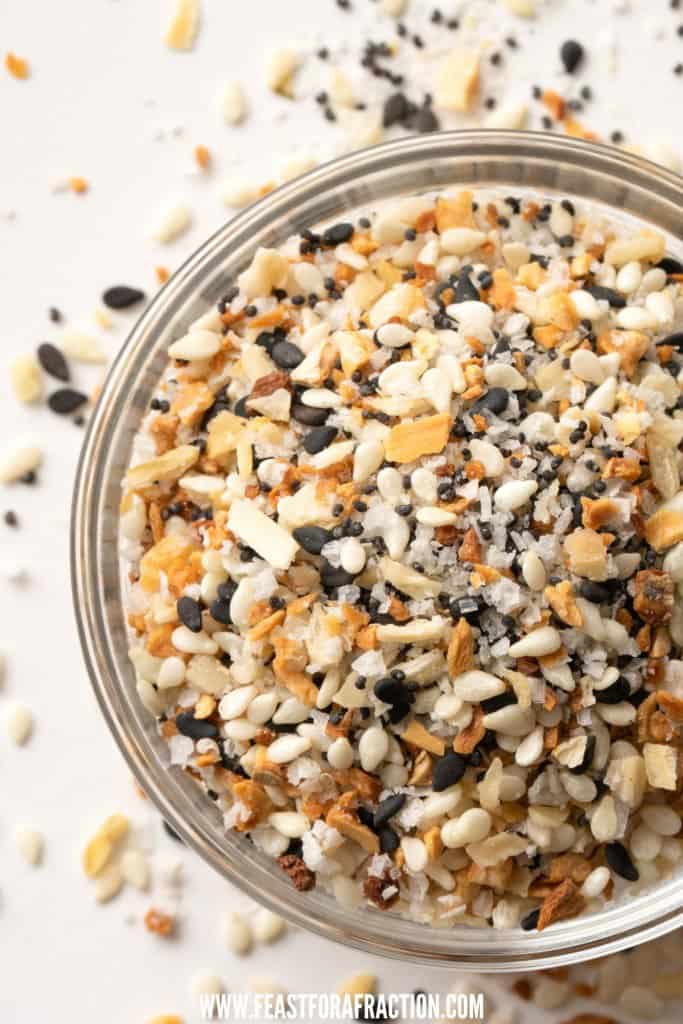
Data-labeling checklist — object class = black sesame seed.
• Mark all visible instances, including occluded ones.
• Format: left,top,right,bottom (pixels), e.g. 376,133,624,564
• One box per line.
177,595,203,633
175,712,219,740
271,340,305,369
585,284,626,308
595,678,631,705
480,692,517,714
102,285,146,310
37,342,70,382
322,223,354,246
521,908,540,931
560,39,584,74
48,306,63,323
379,826,400,853
432,752,466,792
605,841,639,882
303,425,338,455
373,793,406,829
48,388,88,415
4,510,19,528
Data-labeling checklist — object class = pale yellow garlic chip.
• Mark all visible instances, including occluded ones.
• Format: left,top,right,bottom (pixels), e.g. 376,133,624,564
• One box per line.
164,0,200,51
434,49,479,112
126,444,200,489
10,354,42,403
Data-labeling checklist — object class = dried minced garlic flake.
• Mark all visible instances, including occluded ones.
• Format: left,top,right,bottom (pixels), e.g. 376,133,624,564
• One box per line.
126,444,200,489
15,825,44,866
82,813,129,878
164,0,200,51
643,743,678,790
502,0,536,16
228,499,299,571
338,973,377,997
0,443,42,484
219,80,247,125
10,354,42,404
266,48,300,96
435,50,480,112
6,702,33,745
152,202,192,244
484,102,529,129
61,328,107,364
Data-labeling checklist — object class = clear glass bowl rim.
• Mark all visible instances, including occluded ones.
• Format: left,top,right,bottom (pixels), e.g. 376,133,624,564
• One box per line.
71,130,683,972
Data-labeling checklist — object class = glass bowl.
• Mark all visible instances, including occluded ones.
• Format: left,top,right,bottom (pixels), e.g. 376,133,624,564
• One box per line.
72,131,683,971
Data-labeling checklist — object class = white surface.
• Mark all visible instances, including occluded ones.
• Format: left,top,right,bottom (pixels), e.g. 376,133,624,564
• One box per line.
1,1,683,1022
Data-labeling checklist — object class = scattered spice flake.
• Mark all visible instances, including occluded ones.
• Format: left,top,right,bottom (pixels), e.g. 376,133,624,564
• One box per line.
69,177,89,195
164,0,200,52
144,907,176,937
194,144,211,170
155,266,171,284
4,52,30,79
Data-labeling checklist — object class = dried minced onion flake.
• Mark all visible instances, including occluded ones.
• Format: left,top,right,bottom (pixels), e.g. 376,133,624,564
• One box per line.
119,184,683,934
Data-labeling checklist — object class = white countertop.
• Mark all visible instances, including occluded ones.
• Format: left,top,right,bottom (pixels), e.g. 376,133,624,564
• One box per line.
2,1,683,1021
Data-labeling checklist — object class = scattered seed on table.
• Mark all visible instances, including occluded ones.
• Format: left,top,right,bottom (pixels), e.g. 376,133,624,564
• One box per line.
37,342,70,382
102,285,146,310
48,388,88,415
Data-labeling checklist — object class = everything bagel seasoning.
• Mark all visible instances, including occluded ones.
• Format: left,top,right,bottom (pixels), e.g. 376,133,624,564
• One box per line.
121,186,683,930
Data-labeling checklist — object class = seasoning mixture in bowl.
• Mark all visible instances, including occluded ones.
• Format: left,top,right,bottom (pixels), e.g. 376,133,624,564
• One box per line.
120,186,683,932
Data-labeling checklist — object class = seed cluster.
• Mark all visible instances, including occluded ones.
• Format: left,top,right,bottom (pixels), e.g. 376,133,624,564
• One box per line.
121,185,683,931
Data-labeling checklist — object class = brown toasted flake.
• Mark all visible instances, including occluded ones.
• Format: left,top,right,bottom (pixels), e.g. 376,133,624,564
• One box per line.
544,580,583,628
332,768,381,803
277,854,315,891
434,190,475,232
598,329,649,378
634,569,674,624
170,381,215,428
247,608,286,642
144,908,176,938
363,868,399,909
272,636,318,706
401,719,446,757
466,859,514,893
249,370,291,401
657,690,683,723
408,749,433,786
580,497,619,531
533,324,563,349
538,878,585,931
547,853,592,885
645,507,683,552
517,261,547,290
325,708,354,740
447,617,474,677
355,624,379,650
327,793,379,854
231,779,273,830
385,413,450,464
487,268,516,310
453,706,485,755
603,457,641,482
563,527,608,581
636,623,652,652
544,725,560,751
